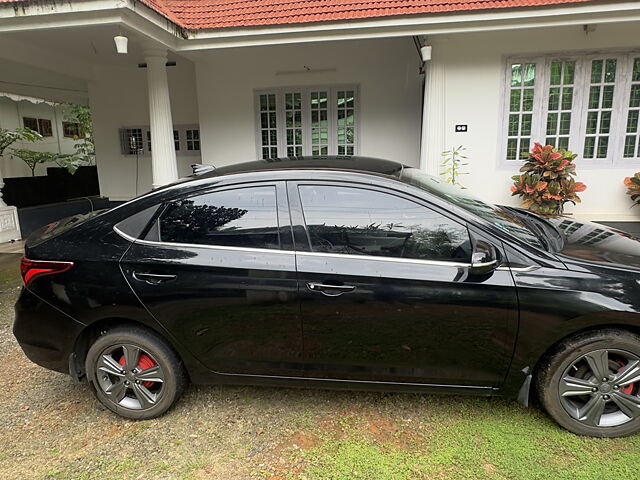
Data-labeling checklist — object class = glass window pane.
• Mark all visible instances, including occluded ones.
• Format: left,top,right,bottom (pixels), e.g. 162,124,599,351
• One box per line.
546,112,558,135
558,137,569,150
589,86,601,109
509,90,521,112
563,62,575,84
548,87,560,110
524,63,536,86
630,84,640,109
605,59,617,82
559,112,571,135
508,114,520,136
602,85,614,109
159,186,280,249
599,111,611,134
511,64,522,86
561,87,573,110
586,112,598,134
523,89,534,111
583,137,596,158
550,62,562,85
506,139,517,160
624,136,637,158
627,111,639,134
299,185,471,262
591,60,603,83
596,136,609,158
519,139,530,159
633,58,640,82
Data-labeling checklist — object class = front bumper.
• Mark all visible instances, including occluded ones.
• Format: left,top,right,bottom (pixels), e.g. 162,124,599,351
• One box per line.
13,288,85,374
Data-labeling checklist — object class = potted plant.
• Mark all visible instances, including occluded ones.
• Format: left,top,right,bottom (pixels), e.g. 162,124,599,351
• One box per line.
510,143,586,216
625,172,640,207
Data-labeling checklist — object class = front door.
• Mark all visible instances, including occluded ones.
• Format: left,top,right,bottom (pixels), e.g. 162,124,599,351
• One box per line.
120,182,303,377
290,182,519,387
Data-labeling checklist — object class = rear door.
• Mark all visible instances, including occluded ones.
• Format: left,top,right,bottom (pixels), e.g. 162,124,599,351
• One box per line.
290,181,519,387
120,181,304,377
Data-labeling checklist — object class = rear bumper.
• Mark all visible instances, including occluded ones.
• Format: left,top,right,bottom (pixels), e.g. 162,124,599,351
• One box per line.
13,288,85,374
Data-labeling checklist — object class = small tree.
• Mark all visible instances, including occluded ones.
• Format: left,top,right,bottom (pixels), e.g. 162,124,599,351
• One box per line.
440,145,468,189
625,172,640,207
10,149,64,177
0,127,42,158
511,143,586,215
63,104,95,167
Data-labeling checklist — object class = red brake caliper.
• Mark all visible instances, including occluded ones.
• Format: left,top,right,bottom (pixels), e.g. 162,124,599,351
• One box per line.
119,353,156,388
616,360,635,395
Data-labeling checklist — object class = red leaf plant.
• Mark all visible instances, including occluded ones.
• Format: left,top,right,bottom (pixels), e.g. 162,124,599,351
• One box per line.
511,143,587,216
625,172,640,207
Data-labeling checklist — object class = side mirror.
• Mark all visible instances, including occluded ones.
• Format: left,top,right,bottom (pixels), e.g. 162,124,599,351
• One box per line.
470,240,499,276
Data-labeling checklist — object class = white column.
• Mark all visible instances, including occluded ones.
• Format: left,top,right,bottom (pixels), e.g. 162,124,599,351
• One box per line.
144,49,178,189
419,52,447,175
0,169,21,242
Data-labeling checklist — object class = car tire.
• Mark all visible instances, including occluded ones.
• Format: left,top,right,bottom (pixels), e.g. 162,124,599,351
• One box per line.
85,326,187,420
537,329,640,437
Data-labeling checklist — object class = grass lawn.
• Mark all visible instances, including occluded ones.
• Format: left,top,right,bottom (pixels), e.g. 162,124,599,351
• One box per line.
1,252,640,479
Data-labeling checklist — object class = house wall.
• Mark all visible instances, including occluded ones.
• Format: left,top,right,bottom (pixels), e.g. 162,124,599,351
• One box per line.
426,22,640,222
195,37,423,168
90,59,200,201
0,97,79,177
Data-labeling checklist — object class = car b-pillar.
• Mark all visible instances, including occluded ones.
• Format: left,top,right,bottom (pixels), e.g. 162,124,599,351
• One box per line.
144,48,178,189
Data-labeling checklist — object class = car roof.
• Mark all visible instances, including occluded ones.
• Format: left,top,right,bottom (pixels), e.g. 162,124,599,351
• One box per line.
196,156,406,180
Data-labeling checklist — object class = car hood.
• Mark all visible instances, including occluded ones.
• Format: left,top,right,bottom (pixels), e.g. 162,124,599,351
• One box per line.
547,217,640,271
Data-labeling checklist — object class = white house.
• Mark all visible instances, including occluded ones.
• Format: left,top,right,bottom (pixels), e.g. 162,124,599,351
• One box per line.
0,0,639,234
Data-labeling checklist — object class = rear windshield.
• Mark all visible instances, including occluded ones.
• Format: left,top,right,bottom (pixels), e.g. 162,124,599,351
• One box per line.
26,210,107,246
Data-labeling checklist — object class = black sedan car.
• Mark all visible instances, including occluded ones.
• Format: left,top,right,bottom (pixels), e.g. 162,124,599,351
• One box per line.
13,156,640,437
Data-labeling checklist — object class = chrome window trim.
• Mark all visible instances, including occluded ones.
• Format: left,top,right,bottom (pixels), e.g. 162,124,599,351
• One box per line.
114,229,296,256
497,265,539,272
115,226,470,266
115,225,540,271
113,225,138,243
296,250,471,268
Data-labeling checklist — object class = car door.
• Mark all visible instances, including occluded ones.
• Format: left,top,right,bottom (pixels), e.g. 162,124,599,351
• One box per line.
120,181,304,377
290,181,519,387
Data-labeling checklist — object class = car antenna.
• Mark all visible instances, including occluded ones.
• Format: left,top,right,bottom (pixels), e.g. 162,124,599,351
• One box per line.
191,164,216,175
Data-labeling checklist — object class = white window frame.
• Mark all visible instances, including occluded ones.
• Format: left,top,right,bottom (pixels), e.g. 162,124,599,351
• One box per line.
120,124,201,156
498,50,640,169
254,85,360,159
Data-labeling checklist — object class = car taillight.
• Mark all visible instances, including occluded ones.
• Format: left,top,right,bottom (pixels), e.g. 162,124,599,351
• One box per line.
20,258,74,287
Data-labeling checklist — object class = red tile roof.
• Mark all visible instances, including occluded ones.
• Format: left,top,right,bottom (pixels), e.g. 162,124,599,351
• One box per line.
1,0,599,30
149,0,597,30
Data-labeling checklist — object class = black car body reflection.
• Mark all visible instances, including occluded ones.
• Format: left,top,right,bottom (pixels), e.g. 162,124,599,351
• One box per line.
13,156,640,406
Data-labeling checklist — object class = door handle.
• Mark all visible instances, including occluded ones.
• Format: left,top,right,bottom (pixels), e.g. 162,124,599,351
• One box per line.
307,282,356,297
133,272,177,285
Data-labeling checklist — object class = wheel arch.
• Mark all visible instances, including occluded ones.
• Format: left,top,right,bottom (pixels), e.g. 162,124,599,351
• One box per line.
506,309,640,404
70,317,194,382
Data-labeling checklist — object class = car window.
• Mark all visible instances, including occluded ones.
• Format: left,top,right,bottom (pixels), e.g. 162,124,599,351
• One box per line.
157,186,280,249
298,185,472,262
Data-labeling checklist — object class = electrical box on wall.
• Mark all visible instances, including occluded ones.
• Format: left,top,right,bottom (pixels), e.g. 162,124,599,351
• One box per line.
455,125,468,133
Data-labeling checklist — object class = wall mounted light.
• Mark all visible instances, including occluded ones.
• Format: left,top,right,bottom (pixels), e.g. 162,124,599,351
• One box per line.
420,45,433,63
114,35,129,54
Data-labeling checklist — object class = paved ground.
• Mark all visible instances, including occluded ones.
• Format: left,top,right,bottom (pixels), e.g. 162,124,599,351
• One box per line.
1,252,640,479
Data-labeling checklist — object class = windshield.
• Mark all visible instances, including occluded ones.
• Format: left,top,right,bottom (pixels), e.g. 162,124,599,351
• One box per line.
397,167,546,249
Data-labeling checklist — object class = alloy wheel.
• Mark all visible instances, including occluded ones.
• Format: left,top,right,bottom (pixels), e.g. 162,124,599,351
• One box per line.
95,343,165,410
559,348,640,428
